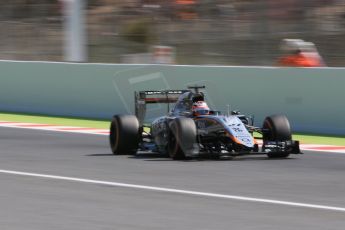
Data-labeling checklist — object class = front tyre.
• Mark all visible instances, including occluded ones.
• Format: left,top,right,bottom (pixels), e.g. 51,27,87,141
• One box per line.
263,114,292,158
110,115,139,155
168,118,198,160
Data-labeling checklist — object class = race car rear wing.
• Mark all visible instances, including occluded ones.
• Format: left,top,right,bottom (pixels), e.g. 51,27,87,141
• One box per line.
135,90,189,126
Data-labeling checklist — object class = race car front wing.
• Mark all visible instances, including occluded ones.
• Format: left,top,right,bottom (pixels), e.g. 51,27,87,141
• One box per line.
262,140,301,154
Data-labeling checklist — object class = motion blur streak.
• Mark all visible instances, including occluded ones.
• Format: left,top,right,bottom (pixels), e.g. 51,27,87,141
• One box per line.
1,0,345,66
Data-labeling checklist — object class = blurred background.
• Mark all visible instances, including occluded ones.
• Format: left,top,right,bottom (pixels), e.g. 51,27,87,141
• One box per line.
1,0,345,66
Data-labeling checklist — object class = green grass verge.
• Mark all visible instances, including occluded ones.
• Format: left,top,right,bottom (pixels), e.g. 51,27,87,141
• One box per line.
0,112,110,129
292,134,345,146
0,112,344,146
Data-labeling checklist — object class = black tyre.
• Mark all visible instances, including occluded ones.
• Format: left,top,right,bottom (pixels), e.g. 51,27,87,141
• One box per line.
168,118,198,160
263,114,292,158
110,115,139,155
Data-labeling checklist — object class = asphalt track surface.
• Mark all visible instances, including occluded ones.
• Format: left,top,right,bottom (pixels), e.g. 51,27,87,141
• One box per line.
1,127,345,230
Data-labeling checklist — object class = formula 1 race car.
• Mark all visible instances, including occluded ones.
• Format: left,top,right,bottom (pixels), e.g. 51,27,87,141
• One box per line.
110,86,301,160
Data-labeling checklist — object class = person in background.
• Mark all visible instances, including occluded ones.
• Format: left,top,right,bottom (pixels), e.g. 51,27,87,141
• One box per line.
278,39,326,67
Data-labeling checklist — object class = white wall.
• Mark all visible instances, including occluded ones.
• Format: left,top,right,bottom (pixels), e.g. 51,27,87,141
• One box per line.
0,61,344,135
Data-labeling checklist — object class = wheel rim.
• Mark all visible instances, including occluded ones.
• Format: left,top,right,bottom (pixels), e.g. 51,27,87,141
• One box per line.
169,127,178,158
110,118,120,153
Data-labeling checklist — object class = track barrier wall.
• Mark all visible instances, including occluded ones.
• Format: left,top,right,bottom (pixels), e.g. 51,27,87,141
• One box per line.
0,61,344,135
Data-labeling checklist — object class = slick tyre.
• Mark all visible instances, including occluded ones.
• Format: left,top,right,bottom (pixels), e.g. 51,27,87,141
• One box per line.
263,114,292,158
110,115,139,155
168,118,198,160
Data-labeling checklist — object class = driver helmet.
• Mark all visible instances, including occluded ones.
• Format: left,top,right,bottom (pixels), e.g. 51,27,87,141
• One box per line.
192,101,210,116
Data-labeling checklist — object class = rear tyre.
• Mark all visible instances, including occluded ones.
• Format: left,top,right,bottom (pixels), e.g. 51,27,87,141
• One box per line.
110,115,139,155
168,118,198,160
263,114,292,158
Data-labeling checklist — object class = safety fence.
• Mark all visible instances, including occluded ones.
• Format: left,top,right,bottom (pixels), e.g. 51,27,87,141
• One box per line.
1,1,345,66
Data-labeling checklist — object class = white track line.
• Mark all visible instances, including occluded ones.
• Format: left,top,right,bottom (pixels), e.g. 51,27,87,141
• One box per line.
1,169,345,213
0,121,109,135
302,149,345,154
